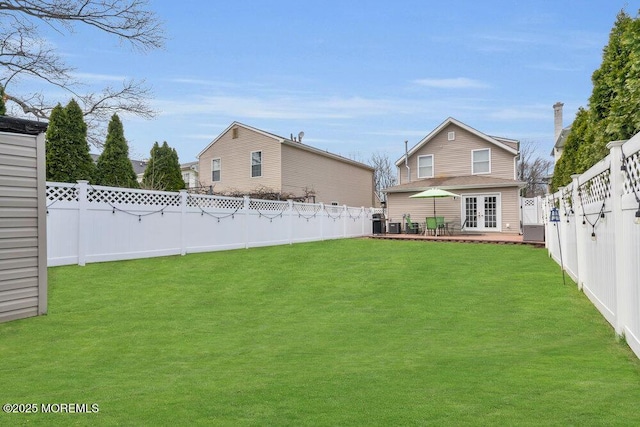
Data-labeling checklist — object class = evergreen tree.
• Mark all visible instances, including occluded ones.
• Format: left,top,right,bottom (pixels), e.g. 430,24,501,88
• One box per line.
141,141,184,191
554,10,640,181
0,85,6,115
95,114,139,188
551,108,592,191
45,100,95,182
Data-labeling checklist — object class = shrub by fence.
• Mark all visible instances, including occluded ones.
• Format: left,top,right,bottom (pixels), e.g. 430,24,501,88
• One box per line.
545,134,640,359
46,181,373,267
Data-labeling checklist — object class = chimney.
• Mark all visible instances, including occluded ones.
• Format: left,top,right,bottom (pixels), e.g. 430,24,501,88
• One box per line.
553,102,564,142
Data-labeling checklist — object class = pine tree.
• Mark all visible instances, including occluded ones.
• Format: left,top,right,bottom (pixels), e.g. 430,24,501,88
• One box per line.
0,85,6,115
141,141,184,191
95,114,139,188
45,100,95,182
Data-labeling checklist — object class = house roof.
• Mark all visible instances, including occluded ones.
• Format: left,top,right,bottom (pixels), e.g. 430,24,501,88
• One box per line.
395,117,519,166
197,121,374,171
550,125,571,156
383,175,526,193
90,154,148,175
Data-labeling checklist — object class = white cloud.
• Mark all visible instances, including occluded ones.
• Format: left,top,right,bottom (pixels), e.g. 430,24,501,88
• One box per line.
412,78,490,89
70,72,128,82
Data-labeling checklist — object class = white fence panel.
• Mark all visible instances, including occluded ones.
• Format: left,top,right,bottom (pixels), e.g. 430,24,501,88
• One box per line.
544,135,640,359
46,182,373,266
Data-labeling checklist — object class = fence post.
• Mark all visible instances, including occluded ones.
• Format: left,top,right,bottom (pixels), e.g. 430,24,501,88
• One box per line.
243,196,250,249
288,199,294,245
319,202,324,240
343,205,348,237
606,140,627,336
179,190,188,256
571,174,584,289
76,180,89,266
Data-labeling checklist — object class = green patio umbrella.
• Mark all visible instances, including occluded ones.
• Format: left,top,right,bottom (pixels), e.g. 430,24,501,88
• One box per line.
409,187,461,217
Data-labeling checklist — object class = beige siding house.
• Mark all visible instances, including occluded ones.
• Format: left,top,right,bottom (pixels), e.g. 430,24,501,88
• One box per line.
384,117,524,234
198,122,375,207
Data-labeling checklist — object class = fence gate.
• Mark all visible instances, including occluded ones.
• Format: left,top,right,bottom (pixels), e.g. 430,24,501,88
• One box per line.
521,197,543,225
521,196,545,242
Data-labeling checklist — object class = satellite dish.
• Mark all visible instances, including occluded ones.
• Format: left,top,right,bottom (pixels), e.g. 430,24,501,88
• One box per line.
298,131,304,141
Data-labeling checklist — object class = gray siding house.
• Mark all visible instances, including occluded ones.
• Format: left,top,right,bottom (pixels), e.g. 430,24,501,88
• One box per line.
0,117,48,323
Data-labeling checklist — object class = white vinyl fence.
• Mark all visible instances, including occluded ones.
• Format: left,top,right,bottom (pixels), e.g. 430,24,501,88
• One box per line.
545,135,640,359
46,181,373,267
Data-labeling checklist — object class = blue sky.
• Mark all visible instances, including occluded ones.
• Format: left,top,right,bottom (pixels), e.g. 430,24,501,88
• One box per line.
33,1,640,165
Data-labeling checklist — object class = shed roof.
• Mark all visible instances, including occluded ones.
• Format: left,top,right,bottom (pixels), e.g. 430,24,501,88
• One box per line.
0,116,48,135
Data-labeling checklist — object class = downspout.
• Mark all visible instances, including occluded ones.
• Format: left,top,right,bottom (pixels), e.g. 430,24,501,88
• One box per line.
404,140,410,183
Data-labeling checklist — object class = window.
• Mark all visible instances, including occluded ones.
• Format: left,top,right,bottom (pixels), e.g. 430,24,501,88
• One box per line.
448,131,455,141
232,127,239,139
211,158,221,182
182,172,190,184
417,155,434,178
251,151,262,177
472,149,490,174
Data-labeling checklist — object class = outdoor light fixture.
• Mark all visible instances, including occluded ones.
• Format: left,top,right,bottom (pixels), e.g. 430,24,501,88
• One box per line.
549,207,560,223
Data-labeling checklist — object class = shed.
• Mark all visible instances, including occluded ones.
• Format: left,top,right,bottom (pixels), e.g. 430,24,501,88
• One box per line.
0,116,48,322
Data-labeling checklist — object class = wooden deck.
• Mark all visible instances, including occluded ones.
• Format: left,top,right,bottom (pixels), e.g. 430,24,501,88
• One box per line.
369,232,545,248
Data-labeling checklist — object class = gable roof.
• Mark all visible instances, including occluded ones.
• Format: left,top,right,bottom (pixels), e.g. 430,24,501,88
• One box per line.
395,117,519,166
197,121,374,171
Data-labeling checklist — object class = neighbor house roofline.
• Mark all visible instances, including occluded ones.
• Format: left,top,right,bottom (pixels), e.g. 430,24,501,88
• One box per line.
197,121,374,171
394,117,519,166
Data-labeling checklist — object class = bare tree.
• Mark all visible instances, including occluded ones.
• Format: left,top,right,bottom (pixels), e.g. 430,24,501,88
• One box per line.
518,140,553,197
368,152,397,202
0,0,164,146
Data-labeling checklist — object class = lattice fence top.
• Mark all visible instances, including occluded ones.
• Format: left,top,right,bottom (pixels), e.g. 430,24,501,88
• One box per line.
292,202,322,214
523,199,536,207
187,194,244,210
87,187,181,207
46,184,78,202
623,149,640,197
249,199,288,212
578,169,611,205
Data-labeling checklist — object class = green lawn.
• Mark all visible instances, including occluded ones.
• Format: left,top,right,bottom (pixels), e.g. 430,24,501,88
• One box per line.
2,239,640,426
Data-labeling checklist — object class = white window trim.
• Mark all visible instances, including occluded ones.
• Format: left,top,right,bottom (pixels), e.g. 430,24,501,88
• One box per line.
250,151,262,178
211,158,221,182
472,148,491,175
417,154,434,179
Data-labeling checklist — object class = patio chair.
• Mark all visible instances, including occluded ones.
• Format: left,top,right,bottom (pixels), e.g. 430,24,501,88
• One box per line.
405,217,420,234
425,217,437,236
436,216,449,235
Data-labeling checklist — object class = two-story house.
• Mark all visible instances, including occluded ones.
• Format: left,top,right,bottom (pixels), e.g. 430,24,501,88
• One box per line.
384,117,524,234
197,122,375,207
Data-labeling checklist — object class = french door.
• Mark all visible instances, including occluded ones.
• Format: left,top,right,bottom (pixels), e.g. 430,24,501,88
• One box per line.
463,195,500,232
